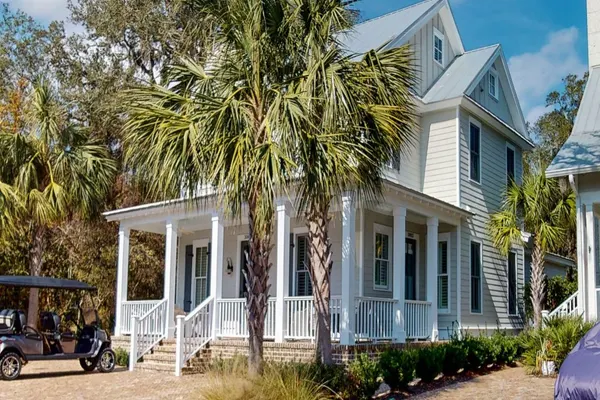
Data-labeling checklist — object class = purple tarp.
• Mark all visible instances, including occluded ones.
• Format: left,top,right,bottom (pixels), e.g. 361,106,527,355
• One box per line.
555,322,600,400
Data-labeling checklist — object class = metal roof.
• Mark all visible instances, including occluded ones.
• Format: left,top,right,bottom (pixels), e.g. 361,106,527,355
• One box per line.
422,44,499,103
339,0,441,55
547,66,600,177
0,276,96,291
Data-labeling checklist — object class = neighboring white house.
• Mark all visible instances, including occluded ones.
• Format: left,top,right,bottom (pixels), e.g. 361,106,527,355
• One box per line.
547,0,600,322
105,0,533,375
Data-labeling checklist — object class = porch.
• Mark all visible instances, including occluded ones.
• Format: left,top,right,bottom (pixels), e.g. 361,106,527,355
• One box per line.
104,185,470,374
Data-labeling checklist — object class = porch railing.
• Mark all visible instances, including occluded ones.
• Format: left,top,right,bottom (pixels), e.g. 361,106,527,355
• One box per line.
217,298,277,339
129,298,168,371
405,300,432,340
355,297,397,341
548,291,579,319
121,300,162,335
175,296,213,376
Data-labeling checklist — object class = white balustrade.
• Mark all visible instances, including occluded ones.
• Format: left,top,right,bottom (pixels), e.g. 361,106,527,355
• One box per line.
330,296,342,341
355,297,397,341
404,300,431,340
129,298,168,371
548,291,579,319
217,298,277,339
175,296,213,376
285,297,316,340
120,300,161,335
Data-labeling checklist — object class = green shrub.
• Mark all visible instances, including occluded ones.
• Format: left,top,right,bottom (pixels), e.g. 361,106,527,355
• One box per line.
378,348,417,390
300,363,348,396
461,335,487,371
347,354,382,400
442,342,467,376
492,332,520,365
415,346,444,383
114,348,129,367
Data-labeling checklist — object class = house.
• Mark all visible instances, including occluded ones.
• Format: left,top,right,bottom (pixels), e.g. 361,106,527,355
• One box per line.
105,0,533,375
546,0,600,321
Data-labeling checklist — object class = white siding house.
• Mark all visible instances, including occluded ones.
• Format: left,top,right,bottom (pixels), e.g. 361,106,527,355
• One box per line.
106,0,534,374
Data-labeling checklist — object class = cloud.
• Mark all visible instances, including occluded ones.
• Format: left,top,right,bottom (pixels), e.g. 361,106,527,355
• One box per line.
10,0,70,22
508,27,587,123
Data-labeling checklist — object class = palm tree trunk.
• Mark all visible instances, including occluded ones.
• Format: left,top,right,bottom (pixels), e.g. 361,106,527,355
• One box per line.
531,241,546,328
245,196,272,377
307,201,334,365
27,224,46,328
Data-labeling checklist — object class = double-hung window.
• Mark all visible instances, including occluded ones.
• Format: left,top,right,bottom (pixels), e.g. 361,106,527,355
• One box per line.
506,144,515,186
469,120,481,183
374,227,391,290
470,241,482,313
438,236,449,312
508,251,517,315
295,234,312,296
489,69,499,100
433,28,444,66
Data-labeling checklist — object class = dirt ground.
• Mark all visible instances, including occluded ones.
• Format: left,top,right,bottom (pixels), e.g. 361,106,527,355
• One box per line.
1,361,555,400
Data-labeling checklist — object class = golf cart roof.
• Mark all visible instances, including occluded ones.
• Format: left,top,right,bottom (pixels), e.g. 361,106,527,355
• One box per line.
0,276,97,291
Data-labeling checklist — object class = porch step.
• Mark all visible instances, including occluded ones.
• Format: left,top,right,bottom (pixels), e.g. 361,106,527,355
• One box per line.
132,338,210,375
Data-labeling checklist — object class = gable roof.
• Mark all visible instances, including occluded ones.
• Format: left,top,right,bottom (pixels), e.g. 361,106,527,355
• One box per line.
422,45,499,103
547,66,600,178
340,0,464,57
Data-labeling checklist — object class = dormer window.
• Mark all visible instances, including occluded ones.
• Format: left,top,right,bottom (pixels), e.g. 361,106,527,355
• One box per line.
489,69,499,100
433,28,444,67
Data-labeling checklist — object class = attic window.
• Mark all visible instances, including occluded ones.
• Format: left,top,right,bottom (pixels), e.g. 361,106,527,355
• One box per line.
489,69,499,100
433,28,444,66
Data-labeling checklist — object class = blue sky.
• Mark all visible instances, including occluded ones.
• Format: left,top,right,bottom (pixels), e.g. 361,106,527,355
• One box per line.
10,0,591,124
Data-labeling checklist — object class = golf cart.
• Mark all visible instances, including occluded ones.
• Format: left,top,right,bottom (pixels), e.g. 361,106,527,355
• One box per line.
0,276,115,380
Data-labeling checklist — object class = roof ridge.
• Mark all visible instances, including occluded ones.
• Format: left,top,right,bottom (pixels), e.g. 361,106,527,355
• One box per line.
462,43,500,54
353,0,441,28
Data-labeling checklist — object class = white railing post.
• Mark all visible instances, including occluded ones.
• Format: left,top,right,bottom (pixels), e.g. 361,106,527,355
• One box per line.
393,207,407,342
129,315,139,371
341,194,356,345
275,200,291,343
115,225,130,337
426,217,439,342
175,315,185,376
210,214,224,341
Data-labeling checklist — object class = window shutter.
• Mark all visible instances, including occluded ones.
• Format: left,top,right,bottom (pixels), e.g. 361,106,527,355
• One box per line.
438,241,448,310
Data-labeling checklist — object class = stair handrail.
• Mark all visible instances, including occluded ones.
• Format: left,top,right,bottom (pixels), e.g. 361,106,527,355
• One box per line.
548,291,579,319
175,295,214,376
129,298,168,371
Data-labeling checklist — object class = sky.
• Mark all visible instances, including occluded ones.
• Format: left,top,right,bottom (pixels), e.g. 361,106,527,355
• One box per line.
8,0,591,124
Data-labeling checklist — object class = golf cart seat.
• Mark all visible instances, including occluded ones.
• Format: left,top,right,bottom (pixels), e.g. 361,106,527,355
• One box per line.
0,309,26,334
40,311,61,333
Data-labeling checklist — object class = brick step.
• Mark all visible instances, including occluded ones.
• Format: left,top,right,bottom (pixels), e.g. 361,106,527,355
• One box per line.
136,362,176,373
152,345,178,354
143,353,177,364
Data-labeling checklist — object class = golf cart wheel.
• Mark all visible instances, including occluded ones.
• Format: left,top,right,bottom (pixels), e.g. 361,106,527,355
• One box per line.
0,352,22,381
97,348,116,373
79,357,98,372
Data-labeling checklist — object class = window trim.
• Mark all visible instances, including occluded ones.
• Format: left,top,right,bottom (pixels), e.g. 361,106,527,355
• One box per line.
191,239,211,308
373,224,393,292
506,142,516,186
488,69,499,100
507,250,518,316
433,27,445,68
469,117,482,185
438,233,451,314
469,239,483,315
292,227,310,297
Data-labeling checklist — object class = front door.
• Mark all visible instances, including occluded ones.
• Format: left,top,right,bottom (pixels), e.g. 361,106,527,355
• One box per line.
239,240,249,298
192,241,211,307
405,238,417,300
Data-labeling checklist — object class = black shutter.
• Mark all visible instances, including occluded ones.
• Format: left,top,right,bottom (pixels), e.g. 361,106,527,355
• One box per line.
206,242,212,297
184,245,193,312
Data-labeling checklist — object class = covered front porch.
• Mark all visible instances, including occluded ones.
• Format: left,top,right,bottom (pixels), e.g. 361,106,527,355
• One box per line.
105,184,470,372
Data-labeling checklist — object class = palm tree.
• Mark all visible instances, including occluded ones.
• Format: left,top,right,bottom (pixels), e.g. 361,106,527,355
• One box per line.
489,173,575,327
291,1,418,364
0,80,117,327
123,0,306,376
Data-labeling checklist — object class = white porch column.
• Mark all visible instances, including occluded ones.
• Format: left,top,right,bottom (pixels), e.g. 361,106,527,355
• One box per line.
576,200,587,320
393,207,407,342
341,193,356,345
426,217,439,342
275,201,291,343
210,213,224,340
115,225,130,337
585,204,598,321
164,220,179,339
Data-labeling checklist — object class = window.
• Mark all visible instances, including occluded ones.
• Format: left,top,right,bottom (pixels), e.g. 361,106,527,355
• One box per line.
508,251,517,315
470,241,482,313
469,120,481,183
489,70,499,100
438,239,449,311
295,234,312,296
506,144,515,186
433,28,444,66
374,231,391,290
388,153,401,171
